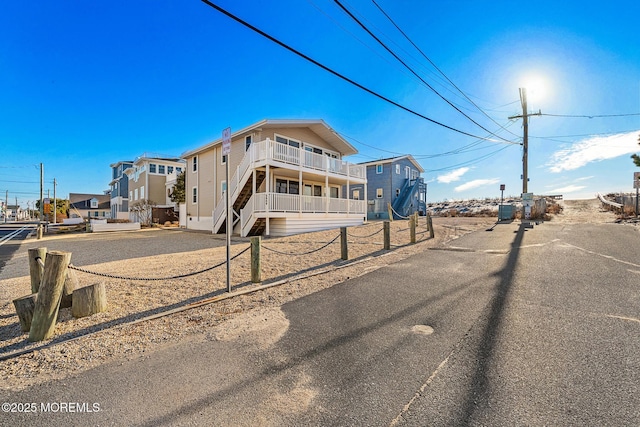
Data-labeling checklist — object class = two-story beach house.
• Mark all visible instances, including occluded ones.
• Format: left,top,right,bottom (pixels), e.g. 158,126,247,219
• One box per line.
349,155,426,220
109,161,133,220
181,119,367,237
69,193,111,219
124,155,186,222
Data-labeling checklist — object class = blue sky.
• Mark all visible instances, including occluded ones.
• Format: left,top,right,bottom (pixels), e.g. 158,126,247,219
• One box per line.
1,0,639,207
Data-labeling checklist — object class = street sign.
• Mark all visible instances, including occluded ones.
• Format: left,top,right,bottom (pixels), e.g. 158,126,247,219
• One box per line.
634,172,640,181
222,127,231,156
500,184,505,191
634,180,640,189
522,192,533,201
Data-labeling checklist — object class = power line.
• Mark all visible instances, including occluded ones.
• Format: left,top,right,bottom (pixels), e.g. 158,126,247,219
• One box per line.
333,0,514,144
370,0,520,139
539,112,640,118
530,128,640,140
199,0,511,143
424,145,515,173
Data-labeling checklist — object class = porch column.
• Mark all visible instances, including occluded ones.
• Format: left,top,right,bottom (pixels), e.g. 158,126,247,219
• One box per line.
347,178,350,214
325,173,329,214
299,146,303,215
265,164,270,236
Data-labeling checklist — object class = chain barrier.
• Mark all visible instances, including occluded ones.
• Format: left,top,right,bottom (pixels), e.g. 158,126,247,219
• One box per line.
262,234,340,256
66,246,251,281
347,226,383,238
389,204,411,220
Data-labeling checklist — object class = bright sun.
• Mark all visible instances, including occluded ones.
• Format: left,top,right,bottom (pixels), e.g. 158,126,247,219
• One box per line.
521,75,549,103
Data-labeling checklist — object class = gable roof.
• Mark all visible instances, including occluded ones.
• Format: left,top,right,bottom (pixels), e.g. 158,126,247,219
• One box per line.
358,155,424,173
182,119,357,158
69,193,110,210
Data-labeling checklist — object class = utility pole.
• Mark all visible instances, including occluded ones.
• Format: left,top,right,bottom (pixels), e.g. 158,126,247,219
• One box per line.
39,163,44,222
509,88,541,195
4,190,7,223
53,178,57,224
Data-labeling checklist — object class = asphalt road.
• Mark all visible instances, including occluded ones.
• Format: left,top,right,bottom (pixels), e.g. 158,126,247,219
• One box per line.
0,223,37,277
1,221,639,426
0,227,228,280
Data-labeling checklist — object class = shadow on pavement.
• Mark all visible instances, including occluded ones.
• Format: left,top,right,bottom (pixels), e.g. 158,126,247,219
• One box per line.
455,222,526,425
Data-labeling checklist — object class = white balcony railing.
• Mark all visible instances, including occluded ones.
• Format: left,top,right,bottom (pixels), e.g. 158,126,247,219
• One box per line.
240,192,367,235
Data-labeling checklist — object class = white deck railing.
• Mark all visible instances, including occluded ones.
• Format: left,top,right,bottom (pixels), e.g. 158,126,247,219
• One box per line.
240,192,367,236
213,138,366,232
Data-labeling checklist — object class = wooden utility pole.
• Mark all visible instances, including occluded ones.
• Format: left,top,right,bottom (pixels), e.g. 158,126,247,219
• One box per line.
509,88,541,195
39,163,44,221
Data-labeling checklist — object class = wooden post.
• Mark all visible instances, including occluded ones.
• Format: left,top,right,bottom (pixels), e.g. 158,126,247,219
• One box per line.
37,225,43,240
340,227,348,260
383,221,390,250
387,203,393,221
13,294,37,332
72,283,107,318
250,236,261,283
428,214,434,238
29,250,71,342
60,268,79,309
28,247,47,293
410,215,416,244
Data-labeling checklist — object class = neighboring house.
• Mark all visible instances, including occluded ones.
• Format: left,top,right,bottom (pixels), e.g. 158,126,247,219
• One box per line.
181,119,368,237
349,155,426,220
5,205,28,221
109,161,133,220
69,193,111,219
124,154,186,222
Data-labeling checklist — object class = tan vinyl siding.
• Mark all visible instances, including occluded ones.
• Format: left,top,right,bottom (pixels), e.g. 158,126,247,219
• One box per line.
147,175,166,205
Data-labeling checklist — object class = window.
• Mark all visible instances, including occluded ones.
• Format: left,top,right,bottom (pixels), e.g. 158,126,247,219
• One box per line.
176,167,182,174
353,189,360,200
159,165,165,174
396,164,400,174
276,179,288,194
330,187,339,198
411,170,419,180
376,164,383,174
376,188,383,198
129,191,132,201
192,156,198,172
222,154,227,164
396,188,400,198
405,166,410,179
90,198,98,208
276,135,300,148
192,187,197,203
149,164,157,173
275,179,299,194
134,189,138,201
168,166,174,174
245,135,252,152
140,186,145,199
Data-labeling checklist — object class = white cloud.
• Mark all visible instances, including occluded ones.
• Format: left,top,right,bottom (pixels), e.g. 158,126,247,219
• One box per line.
437,167,470,183
548,130,640,173
454,178,500,192
547,184,586,194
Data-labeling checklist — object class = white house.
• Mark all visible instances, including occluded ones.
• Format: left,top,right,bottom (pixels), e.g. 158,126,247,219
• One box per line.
181,119,368,237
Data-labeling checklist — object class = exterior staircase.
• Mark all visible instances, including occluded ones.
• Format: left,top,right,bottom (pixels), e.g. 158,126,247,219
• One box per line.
214,170,265,234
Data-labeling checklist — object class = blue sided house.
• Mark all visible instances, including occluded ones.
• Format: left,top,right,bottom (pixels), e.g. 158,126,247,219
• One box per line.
347,155,427,220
